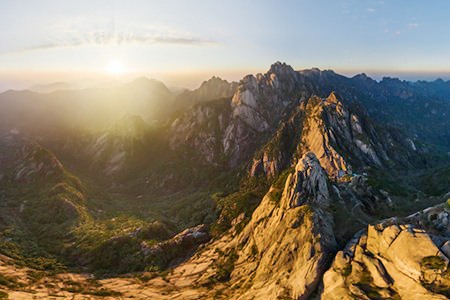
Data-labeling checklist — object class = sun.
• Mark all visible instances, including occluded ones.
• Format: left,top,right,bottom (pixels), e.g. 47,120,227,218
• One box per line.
105,60,125,75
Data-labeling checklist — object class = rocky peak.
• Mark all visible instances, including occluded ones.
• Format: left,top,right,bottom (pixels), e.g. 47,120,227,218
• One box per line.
353,73,371,81
352,73,378,89
380,76,403,84
201,76,228,86
284,152,331,209
268,61,296,76
171,76,237,115
196,76,238,97
15,143,65,182
298,91,416,175
196,151,338,299
325,91,340,103
300,94,350,177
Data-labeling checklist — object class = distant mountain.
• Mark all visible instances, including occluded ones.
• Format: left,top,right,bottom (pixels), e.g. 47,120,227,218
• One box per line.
0,77,174,137
172,76,238,112
29,81,83,93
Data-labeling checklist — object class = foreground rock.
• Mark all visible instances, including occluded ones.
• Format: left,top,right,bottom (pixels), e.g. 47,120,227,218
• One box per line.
321,204,450,300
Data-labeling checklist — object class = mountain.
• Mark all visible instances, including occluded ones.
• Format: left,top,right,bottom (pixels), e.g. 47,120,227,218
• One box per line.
0,62,449,299
0,77,173,138
172,76,238,112
29,81,83,93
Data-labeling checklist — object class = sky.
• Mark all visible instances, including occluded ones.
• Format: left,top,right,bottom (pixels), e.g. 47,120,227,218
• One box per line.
1,0,450,90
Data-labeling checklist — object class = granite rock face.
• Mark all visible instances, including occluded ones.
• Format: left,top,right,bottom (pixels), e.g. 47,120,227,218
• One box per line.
322,205,450,300
225,152,337,300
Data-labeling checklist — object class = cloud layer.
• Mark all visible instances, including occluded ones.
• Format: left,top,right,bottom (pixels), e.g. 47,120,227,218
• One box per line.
2,20,216,54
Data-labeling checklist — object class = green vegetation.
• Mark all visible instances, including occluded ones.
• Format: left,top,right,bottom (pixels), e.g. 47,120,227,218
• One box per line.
367,170,410,197
268,168,293,203
211,248,239,283
418,165,450,196
341,264,352,277
354,265,383,299
0,274,21,289
420,256,450,297
420,256,447,271
0,291,8,299
0,140,234,277
210,175,269,237
250,244,258,257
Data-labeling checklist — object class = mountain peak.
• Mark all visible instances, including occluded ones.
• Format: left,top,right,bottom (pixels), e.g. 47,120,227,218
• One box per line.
199,76,229,88
326,91,340,103
381,76,403,84
353,73,369,80
128,77,169,90
130,76,154,84
268,61,295,74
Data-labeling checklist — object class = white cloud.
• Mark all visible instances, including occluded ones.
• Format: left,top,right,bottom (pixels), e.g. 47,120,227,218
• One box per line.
407,23,419,29
366,8,376,13
1,19,216,54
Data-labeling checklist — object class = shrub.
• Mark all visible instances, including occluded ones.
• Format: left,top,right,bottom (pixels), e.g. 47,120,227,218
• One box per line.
0,291,8,299
341,264,352,277
212,249,239,282
0,273,20,289
421,256,447,270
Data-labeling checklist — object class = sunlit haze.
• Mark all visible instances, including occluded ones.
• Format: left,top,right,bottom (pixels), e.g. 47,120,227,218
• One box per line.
1,0,450,90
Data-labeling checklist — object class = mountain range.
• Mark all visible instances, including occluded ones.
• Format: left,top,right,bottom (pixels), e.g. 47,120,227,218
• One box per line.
0,62,449,299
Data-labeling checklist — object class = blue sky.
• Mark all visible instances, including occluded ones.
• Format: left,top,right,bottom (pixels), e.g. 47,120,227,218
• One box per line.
1,0,449,88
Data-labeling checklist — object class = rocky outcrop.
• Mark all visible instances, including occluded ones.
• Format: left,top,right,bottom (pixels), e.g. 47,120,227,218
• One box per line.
14,143,65,182
225,152,337,299
321,204,450,300
249,91,418,181
169,98,232,165
83,114,151,175
249,107,304,179
60,114,154,176
299,94,351,177
221,62,306,165
143,224,210,265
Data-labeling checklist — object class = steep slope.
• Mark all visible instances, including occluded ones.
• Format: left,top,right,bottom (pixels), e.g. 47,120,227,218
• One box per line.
67,114,154,177
224,152,337,299
297,69,450,149
169,98,233,165
213,90,421,246
250,92,421,180
0,143,89,264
